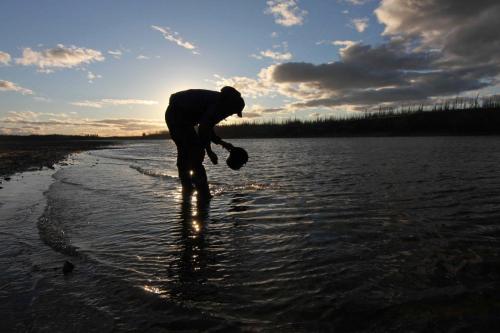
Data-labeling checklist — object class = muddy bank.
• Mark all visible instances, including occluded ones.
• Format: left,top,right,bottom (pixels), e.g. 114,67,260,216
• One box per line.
0,137,115,178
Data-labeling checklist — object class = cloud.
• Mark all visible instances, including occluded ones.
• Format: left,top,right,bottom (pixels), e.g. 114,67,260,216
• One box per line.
334,40,359,55
33,96,52,102
351,17,369,32
136,54,150,60
253,49,292,61
270,40,493,108
224,0,500,113
15,44,104,72
317,40,358,54
0,51,11,65
212,1,500,115
375,0,500,66
345,0,370,5
252,41,292,62
71,98,159,108
265,0,307,27
87,71,102,83
211,71,276,99
70,101,104,108
0,80,33,95
0,111,165,135
221,40,493,111
333,40,357,48
234,104,286,119
151,25,198,54
108,49,122,59
100,99,158,106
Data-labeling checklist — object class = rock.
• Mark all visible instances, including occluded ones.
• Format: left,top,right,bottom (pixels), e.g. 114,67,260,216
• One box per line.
63,260,74,275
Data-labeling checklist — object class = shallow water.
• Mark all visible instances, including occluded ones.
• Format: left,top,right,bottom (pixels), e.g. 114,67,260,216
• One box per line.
2,137,500,331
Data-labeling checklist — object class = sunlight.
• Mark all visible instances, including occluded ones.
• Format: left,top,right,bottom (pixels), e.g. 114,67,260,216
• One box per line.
143,285,164,295
192,220,200,233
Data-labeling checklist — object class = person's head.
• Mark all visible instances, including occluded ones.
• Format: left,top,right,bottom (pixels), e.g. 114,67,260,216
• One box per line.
218,86,245,119
226,147,248,170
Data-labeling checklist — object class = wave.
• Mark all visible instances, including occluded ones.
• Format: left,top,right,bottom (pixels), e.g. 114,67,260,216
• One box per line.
129,165,177,180
37,207,81,258
211,181,275,197
89,150,167,164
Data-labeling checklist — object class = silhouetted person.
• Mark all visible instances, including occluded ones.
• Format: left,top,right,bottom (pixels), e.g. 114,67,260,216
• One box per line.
165,86,245,198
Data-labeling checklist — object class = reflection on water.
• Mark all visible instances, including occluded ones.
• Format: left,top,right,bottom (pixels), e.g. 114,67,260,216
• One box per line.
177,191,210,288
3,137,500,331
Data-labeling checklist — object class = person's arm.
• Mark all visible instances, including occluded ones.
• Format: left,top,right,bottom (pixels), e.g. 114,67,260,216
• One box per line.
198,104,220,164
197,123,216,164
219,139,234,151
210,128,222,145
198,104,234,163
198,103,218,147
198,122,215,149
205,144,218,165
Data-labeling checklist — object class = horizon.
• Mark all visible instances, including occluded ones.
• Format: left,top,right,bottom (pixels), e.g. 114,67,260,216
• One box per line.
1,0,500,136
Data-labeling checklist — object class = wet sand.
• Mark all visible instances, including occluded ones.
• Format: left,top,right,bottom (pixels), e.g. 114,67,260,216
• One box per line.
0,137,114,178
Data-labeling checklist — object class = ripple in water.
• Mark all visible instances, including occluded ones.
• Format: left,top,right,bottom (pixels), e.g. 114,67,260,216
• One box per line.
35,138,500,331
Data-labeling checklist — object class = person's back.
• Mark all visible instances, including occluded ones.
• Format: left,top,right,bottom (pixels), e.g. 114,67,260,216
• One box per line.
167,89,220,127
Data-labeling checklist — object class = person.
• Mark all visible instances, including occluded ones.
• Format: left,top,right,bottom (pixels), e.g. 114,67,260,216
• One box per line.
165,86,245,198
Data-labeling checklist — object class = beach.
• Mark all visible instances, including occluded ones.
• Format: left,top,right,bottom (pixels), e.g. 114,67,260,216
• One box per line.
0,137,114,178
0,137,114,330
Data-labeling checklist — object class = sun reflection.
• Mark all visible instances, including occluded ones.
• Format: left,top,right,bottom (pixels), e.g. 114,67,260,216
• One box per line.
176,185,210,291
192,220,200,233
143,285,164,295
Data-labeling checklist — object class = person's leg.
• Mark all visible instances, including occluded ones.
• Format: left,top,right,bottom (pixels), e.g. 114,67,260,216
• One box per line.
176,145,194,191
186,135,210,198
167,119,194,191
177,127,208,194
166,109,211,197
192,160,210,197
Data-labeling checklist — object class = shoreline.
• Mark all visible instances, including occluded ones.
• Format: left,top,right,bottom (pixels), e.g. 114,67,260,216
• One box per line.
0,138,115,179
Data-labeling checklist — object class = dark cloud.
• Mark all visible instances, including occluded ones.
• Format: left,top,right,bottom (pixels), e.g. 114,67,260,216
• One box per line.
241,112,261,118
273,42,438,93
273,60,405,91
375,0,500,65
270,0,500,109
261,107,285,113
341,42,436,70
240,106,285,119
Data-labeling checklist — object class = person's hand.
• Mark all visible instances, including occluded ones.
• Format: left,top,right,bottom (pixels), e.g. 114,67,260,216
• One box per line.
221,141,234,151
207,150,218,165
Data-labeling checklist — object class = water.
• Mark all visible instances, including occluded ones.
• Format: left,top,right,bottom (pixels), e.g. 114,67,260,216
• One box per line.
2,137,500,331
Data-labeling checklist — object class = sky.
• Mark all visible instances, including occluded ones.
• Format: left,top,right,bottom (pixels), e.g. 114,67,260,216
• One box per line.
1,0,499,136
